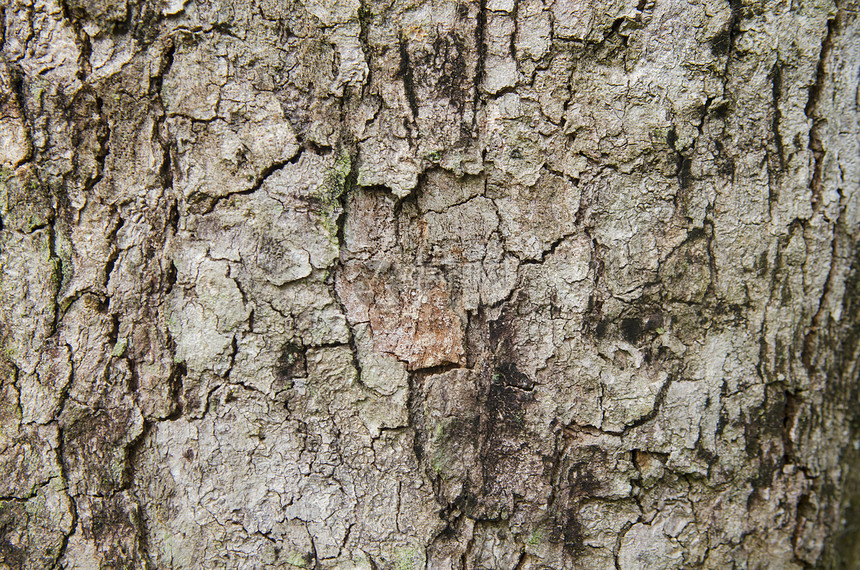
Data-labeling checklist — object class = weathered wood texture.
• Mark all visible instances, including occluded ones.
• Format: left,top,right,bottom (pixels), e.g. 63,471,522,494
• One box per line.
0,0,858,567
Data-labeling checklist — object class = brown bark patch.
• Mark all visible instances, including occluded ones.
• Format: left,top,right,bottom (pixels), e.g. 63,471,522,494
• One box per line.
337,261,465,370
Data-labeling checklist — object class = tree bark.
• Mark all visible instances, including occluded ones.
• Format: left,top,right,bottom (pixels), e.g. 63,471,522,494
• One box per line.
0,0,858,567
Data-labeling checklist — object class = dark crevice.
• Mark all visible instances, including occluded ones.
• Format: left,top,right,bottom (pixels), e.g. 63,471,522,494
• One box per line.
223,335,239,380
0,6,6,51
411,362,466,376
604,371,675,436
770,62,786,171
328,142,366,395
405,371,424,466
801,15,839,373
701,214,718,301
519,231,576,267
609,17,626,47
49,425,78,570
721,0,743,74
163,360,186,421
782,389,797,464
804,16,837,118
103,211,124,289
357,2,373,98
57,0,86,78
157,125,174,192
677,153,692,190
120,418,148,493
202,149,304,215
304,139,334,156
333,144,358,256
472,0,487,130
510,0,519,61
805,16,836,213
149,40,176,99
397,32,420,122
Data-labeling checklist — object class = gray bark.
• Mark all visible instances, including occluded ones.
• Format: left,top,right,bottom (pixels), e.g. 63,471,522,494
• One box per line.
0,0,858,567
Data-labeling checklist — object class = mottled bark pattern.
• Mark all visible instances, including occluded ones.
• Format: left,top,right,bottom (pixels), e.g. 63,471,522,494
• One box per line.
0,0,858,567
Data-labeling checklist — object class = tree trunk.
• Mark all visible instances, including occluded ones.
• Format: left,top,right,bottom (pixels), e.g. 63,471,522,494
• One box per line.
1,0,858,567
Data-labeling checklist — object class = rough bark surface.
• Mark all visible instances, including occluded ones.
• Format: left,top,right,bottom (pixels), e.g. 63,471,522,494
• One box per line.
0,0,858,567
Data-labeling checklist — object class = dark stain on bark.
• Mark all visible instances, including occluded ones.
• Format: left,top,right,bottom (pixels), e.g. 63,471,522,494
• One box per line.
744,385,792,505
417,33,471,113
566,459,601,497
0,502,26,568
64,407,133,492
713,138,736,179
276,341,307,382
474,0,487,90
813,244,860,565
488,303,519,359
677,154,692,189
560,509,585,555
486,363,534,431
411,301,548,521
620,318,641,343
130,0,166,44
711,0,742,58
666,125,677,149
594,318,609,339
494,362,534,391
69,86,110,192
398,33,420,121
621,313,663,344
471,360,537,517
87,496,143,569
710,28,732,56
540,446,607,560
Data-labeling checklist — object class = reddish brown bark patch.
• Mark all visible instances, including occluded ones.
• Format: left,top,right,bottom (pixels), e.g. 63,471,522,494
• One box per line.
336,261,465,370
